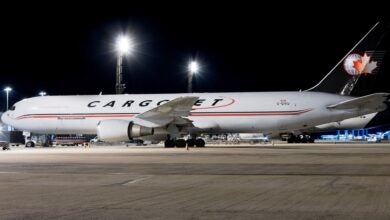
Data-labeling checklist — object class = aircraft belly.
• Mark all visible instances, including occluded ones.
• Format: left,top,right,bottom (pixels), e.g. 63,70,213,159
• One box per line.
17,118,98,134
210,116,280,133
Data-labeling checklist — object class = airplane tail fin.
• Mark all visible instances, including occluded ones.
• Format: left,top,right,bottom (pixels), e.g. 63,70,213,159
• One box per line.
306,22,388,95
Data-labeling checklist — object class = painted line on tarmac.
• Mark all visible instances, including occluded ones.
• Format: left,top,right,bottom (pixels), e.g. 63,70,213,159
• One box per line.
122,176,151,186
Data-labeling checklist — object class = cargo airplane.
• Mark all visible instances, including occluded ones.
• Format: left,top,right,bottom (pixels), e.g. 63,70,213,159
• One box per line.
1,22,389,147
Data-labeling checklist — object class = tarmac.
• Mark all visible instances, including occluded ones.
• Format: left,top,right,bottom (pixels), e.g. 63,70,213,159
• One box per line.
1,143,390,219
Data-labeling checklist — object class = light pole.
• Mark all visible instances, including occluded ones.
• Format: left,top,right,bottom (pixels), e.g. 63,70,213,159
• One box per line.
115,35,134,94
39,91,47,96
4,87,12,111
187,61,199,93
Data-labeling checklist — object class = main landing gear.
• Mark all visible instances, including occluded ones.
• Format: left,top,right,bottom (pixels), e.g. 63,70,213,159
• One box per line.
164,137,206,148
287,134,314,143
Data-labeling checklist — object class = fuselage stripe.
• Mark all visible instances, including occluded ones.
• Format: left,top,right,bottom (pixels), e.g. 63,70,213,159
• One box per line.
15,109,312,120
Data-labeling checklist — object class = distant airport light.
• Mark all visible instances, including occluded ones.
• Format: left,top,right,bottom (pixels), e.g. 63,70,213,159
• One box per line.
4,87,12,93
39,91,47,96
3,87,12,111
187,60,200,93
188,61,199,75
116,35,134,55
115,34,134,94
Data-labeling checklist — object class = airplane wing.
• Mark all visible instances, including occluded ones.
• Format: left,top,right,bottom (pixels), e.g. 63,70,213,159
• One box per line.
133,96,199,127
327,93,389,112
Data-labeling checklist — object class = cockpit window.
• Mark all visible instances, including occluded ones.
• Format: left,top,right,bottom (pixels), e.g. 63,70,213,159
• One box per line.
10,105,15,111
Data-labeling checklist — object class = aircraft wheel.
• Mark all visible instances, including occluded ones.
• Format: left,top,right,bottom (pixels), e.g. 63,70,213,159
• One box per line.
25,141,35,148
175,139,186,148
295,135,302,143
195,139,206,147
287,135,296,143
301,136,308,143
304,134,314,143
164,140,175,148
186,139,195,147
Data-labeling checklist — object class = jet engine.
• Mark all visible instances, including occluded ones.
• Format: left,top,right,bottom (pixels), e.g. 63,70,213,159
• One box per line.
97,119,154,142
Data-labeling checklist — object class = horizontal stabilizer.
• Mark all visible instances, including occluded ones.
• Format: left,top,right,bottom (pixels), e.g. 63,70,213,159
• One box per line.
327,93,389,111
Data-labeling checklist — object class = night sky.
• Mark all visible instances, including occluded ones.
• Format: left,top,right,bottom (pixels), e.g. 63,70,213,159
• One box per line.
0,3,389,111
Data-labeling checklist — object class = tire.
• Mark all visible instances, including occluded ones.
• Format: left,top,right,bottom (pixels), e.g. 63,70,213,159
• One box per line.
164,140,175,148
295,135,302,143
305,135,314,143
175,139,186,148
195,139,206,147
25,141,35,148
287,136,295,143
186,139,195,147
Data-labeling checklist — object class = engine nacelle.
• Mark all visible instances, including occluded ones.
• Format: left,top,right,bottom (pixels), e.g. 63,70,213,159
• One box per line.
97,120,154,142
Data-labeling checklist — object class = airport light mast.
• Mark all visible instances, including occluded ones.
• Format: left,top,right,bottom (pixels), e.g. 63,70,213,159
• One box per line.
3,87,12,111
115,35,133,94
187,60,199,93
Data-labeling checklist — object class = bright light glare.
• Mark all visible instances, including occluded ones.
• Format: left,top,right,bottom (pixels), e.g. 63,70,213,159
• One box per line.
39,91,47,96
4,87,12,92
188,61,199,74
116,35,134,55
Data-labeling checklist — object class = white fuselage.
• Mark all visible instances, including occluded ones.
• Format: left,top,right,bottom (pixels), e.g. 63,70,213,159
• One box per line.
0,92,370,136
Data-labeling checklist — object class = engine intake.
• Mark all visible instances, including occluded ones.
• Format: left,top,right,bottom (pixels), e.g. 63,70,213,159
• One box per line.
97,119,154,142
